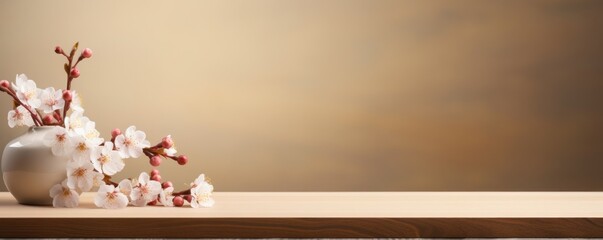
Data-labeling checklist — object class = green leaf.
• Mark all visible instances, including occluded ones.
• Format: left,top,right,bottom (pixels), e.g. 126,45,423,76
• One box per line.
69,42,79,59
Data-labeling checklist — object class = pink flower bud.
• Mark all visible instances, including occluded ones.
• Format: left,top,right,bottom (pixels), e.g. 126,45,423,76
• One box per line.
151,174,162,182
177,155,188,165
162,181,173,189
0,80,9,89
150,155,162,167
173,196,184,207
161,135,174,149
42,115,56,124
62,90,72,101
148,199,158,206
54,46,63,54
111,128,121,138
70,68,80,78
53,111,61,121
151,169,160,176
82,48,93,58
183,195,192,203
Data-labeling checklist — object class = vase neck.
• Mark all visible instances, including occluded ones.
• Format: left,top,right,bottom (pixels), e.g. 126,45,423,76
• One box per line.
28,126,59,133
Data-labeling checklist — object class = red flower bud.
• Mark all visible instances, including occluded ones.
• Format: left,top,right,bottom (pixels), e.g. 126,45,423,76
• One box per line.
54,46,63,54
0,80,9,89
43,115,56,124
111,128,122,138
161,135,174,149
177,155,188,165
62,90,72,101
70,68,80,78
173,196,184,207
162,181,173,189
183,195,192,203
150,155,162,167
150,169,160,176
147,199,158,206
82,48,93,58
151,174,162,182
53,111,61,121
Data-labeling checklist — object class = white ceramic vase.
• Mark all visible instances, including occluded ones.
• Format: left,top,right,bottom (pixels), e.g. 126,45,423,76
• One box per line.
2,126,69,205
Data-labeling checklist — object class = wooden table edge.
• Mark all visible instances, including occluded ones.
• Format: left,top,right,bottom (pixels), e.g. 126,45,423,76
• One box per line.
1,217,603,238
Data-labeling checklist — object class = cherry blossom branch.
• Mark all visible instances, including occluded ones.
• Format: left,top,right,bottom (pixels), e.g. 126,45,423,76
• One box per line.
53,109,63,122
60,91,71,127
172,189,191,196
55,42,91,126
142,135,188,168
102,174,119,187
0,82,43,126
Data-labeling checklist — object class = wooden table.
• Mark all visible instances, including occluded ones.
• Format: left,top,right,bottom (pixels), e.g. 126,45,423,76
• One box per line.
1,192,603,237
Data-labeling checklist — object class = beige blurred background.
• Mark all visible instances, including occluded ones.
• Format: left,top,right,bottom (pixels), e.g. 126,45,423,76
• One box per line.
1,0,603,191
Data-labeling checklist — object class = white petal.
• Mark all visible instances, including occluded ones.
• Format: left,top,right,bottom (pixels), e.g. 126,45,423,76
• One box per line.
63,190,80,208
94,190,107,208
125,126,136,137
193,174,206,186
43,128,57,146
131,197,147,207
103,153,125,175
138,172,150,185
118,179,133,197
134,130,146,142
52,195,65,208
164,147,177,157
92,159,103,173
78,175,93,192
141,140,151,148
147,181,162,196
104,142,114,152
49,183,63,198
128,147,142,158
105,193,129,209
23,114,34,127
7,110,16,128
90,145,102,162
29,98,41,109
190,198,201,208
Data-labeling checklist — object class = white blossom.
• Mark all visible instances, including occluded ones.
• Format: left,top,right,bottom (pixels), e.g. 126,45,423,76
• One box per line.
158,186,175,207
130,172,161,207
39,87,65,113
91,142,124,175
71,135,94,163
118,178,133,198
12,74,41,108
64,111,90,133
66,160,103,192
43,126,74,156
190,180,214,208
163,147,177,157
70,120,103,162
49,179,79,208
94,183,129,209
69,90,84,112
115,126,150,158
7,105,34,128
191,174,207,188
76,120,104,145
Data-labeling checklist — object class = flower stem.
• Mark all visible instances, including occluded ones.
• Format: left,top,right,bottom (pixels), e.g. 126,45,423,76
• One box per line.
102,174,119,187
172,188,191,196
61,53,74,126
0,89,43,126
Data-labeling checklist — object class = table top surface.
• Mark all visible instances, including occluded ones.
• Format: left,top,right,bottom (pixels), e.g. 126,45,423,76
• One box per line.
1,191,603,218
